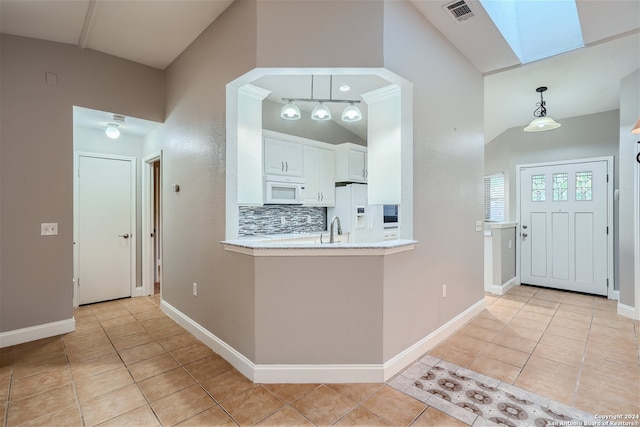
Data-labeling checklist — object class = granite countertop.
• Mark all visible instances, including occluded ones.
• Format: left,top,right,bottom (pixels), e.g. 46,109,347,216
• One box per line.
221,232,417,256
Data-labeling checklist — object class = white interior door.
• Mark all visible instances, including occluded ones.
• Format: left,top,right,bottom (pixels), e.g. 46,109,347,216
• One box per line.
78,155,134,304
519,159,609,295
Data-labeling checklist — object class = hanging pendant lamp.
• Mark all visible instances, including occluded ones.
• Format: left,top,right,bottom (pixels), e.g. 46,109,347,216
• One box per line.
341,102,362,122
631,118,640,134
523,86,561,132
280,100,301,120
311,102,332,121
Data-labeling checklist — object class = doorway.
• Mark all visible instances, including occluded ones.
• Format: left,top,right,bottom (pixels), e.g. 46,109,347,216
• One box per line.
517,157,613,296
143,152,162,297
75,153,137,305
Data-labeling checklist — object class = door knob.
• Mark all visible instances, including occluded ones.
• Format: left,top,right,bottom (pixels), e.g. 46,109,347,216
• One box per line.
522,233,528,237
119,234,130,239
522,225,528,229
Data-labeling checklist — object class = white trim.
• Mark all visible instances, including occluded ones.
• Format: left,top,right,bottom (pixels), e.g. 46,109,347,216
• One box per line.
74,152,137,305
142,152,161,297
611,290,620,301
161,300,256,381
617,302,639,320
160,297,485,383
490,277,518,296
515,156,614,299
0,318,75,348
381,298,486,381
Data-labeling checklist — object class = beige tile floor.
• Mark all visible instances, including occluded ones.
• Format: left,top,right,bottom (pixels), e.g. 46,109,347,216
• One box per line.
0,285,638,426
428,285,640,415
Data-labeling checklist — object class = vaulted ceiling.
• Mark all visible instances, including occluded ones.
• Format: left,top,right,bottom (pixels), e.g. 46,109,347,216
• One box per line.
1,0,638,142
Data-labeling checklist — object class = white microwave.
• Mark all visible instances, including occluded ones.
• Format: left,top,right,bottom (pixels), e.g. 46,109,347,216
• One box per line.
264,175,305,205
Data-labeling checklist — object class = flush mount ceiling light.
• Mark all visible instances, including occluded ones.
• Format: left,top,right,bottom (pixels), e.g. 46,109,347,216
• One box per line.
280,75,361,122
523,86,561,132
105,114,125,139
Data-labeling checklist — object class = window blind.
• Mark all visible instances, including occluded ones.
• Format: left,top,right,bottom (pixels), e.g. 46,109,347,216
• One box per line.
484,173,505,222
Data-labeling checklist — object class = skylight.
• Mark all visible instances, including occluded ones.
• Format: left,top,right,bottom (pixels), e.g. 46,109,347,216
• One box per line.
479,0,584,64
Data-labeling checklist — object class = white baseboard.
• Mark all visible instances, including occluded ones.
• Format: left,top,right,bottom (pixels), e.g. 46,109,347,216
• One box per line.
162,298,486,383
0,318,75,348
382,298,486,381
160,300,256,381
617,302,639,320
490,277,517,296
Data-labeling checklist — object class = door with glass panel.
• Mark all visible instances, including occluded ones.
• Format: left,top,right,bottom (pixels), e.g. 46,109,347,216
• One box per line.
519,159,609,295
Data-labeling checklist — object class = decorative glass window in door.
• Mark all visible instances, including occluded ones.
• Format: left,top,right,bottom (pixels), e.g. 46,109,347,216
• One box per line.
531,174,546,201
576,171,593,201
552,173,568,201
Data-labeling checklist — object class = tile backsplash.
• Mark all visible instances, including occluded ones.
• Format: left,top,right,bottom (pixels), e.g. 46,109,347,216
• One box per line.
238,206,327,237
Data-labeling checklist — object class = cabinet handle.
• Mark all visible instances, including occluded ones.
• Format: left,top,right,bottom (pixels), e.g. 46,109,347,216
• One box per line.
281,161,284,171
318,192,321,201
285,162,288,171
363,169,365,179
321,192,324,201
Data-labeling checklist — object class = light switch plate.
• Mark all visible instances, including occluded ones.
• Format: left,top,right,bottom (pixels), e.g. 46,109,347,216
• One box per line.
41,223,58,235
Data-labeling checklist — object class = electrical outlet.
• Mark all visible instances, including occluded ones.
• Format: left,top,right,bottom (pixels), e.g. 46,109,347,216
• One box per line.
280,216,286,225
192,282,198,296
442,284,447,298
41,223,58,236
508,239,512,249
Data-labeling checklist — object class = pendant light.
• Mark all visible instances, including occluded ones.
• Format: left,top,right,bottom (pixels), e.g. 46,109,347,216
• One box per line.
311,102,332,121
280,100,301,120
631,118,640,134
341,102,362,122
523,86,561,132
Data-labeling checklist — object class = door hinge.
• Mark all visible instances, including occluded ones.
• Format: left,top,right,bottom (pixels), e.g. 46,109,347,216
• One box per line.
606,226,609,235
606,174,609,183
607,278,609,288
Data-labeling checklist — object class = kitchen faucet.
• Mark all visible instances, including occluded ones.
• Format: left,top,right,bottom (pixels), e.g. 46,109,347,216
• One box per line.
329,216,342,243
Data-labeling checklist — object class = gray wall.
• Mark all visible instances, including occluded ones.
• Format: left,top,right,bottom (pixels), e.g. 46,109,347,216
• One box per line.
0,34,164,332
144,0,485,365
618,69,639,308
74,127,144,287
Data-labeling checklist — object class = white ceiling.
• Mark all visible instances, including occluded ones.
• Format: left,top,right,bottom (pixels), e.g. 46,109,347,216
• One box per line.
1,0,638,141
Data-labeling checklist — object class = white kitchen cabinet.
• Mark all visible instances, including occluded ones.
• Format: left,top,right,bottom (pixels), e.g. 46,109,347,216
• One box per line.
335,143,367,183
264,137,304,177
303,145,335,206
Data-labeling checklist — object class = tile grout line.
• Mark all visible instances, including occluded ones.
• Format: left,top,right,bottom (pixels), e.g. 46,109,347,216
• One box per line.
571,309,594,409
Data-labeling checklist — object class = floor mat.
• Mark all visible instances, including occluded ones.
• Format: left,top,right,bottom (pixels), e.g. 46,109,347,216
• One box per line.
388,355,599,427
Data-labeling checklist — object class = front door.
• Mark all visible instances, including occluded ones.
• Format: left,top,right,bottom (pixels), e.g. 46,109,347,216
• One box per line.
519,159,609,295
78,154,134,304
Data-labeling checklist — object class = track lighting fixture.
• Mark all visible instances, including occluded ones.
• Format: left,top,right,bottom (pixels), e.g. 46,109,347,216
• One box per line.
523,86,561,132
280,75,362,122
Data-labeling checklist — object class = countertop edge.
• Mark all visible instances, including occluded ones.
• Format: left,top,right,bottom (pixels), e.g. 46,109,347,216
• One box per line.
220,239,418,257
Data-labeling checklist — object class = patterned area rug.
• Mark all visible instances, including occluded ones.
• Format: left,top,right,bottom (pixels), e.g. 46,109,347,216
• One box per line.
389,355,598,427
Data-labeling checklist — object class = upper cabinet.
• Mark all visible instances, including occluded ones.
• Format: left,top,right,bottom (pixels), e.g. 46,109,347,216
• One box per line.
303,145,335,206
335,143,367,183
264,137,304,177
